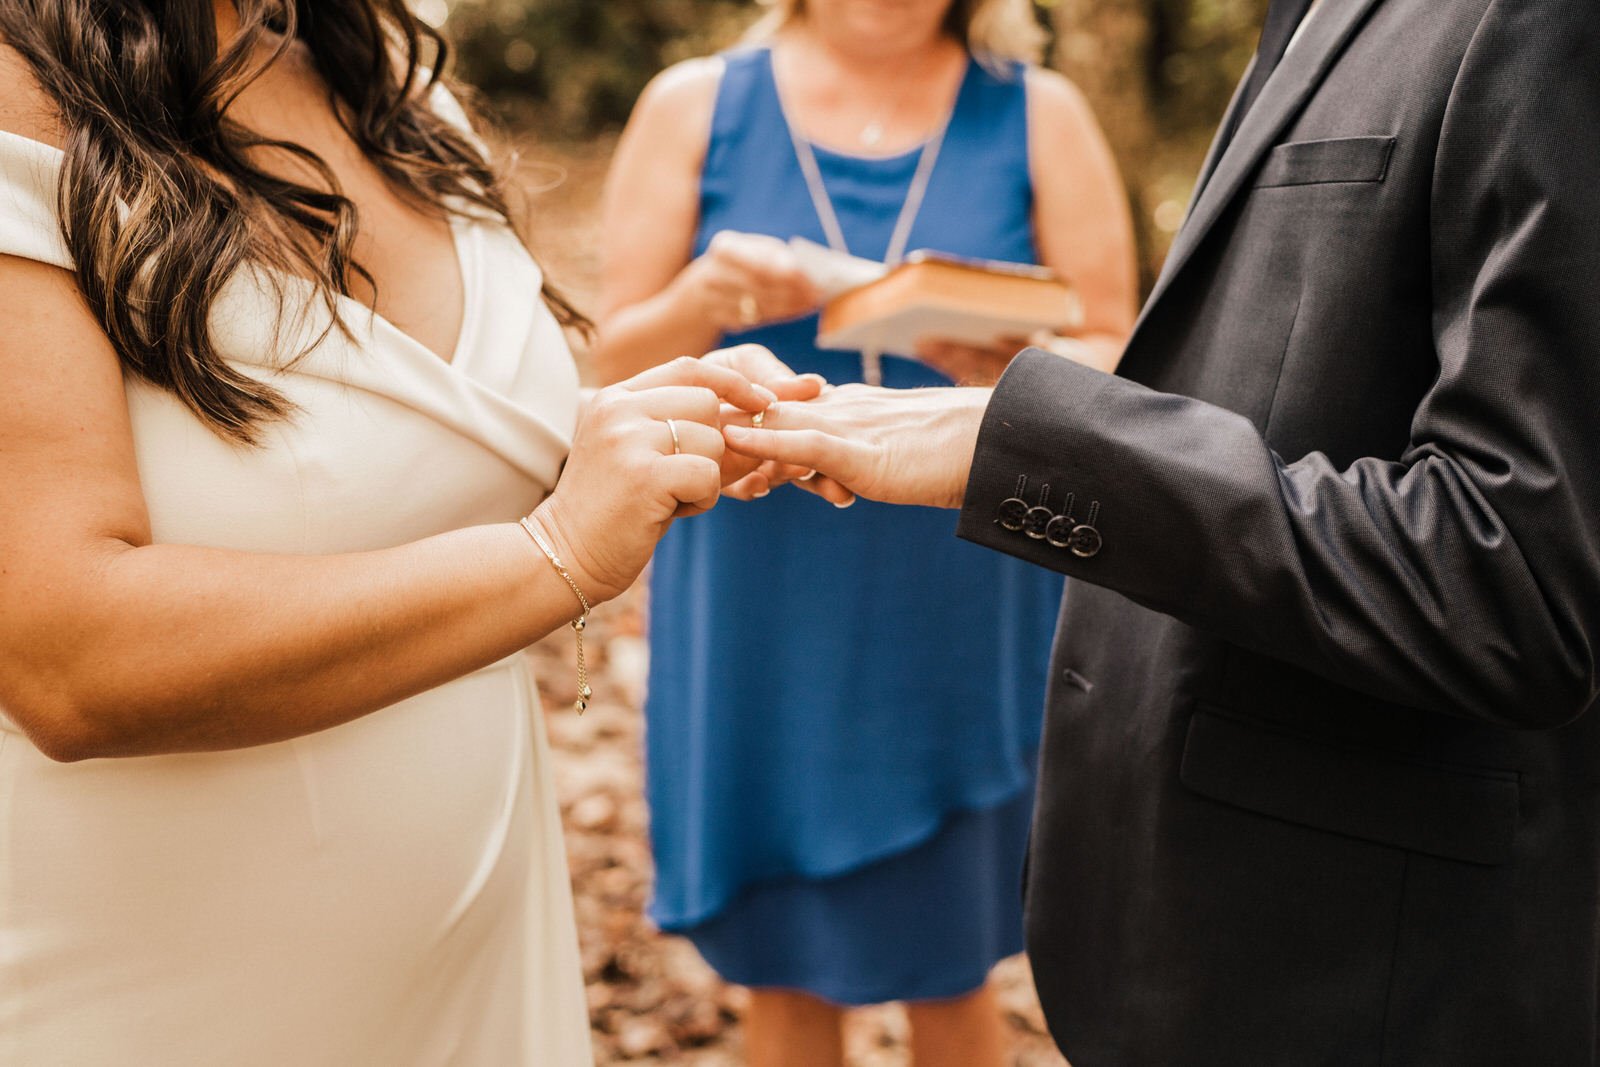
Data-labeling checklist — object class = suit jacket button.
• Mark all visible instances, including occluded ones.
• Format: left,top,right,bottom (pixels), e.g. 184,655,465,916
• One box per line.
996,497,1029,530
1068,525,1102,558
1024,506,1053,539
1044,514,1075,548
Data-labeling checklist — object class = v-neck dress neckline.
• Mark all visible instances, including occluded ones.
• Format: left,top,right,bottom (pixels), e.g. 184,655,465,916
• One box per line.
0,125,480,373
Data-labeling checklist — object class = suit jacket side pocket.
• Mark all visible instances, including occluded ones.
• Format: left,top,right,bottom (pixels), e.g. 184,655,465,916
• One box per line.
1180,706,1518,865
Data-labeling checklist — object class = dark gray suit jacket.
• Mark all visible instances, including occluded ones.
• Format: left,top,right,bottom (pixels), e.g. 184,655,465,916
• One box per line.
958,0,1600,1062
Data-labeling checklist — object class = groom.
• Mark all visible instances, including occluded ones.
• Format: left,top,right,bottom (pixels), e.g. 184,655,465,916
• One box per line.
725,0,1600,1062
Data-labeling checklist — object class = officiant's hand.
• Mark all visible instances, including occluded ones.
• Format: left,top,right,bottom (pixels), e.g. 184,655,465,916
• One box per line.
914,337,1029,387
679,231,822,332
916,331,1113,385
723,384,991,509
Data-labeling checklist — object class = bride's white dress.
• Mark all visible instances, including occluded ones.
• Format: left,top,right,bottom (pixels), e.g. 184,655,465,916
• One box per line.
0,99,592,1066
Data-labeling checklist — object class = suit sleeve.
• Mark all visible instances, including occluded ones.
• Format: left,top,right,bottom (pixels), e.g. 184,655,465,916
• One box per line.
957,0,1600,729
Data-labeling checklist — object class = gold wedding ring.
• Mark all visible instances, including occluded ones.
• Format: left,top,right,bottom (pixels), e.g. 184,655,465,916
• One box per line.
666,418,682,455
738,293,760,327
751,409,765,429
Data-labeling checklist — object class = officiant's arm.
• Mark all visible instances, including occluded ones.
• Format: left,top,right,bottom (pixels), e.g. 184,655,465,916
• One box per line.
592,60,820,385
730,0,1600,729
1025,69,1137,372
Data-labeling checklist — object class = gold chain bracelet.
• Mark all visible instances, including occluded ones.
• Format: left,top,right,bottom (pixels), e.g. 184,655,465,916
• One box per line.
519,515,594,714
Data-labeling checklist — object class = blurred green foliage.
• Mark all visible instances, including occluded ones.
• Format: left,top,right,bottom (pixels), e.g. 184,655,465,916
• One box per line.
1047,0,1267,274
438,0,755,139
1150,0,1267,138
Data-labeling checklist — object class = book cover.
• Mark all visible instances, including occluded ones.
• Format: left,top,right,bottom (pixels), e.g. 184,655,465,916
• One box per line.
813,251,1082,357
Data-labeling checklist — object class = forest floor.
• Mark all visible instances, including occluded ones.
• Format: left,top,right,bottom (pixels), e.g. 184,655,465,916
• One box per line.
520,138,1069,1066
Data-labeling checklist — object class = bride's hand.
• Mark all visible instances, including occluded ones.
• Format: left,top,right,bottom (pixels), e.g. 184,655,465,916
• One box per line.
722,384,992,509
531,357,777,602
702,343,826,404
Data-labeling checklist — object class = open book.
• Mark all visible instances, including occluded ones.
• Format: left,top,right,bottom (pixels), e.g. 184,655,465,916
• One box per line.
793,240,1082,357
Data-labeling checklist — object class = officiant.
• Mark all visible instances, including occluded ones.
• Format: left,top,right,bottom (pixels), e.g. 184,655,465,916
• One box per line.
591,0,1136,1063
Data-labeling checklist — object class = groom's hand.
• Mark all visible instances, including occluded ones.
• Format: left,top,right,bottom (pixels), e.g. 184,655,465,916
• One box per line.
723,384,991,510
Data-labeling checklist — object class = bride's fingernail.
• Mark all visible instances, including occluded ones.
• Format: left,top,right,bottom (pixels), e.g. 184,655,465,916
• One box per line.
753,489,771,499
833,496,855,509
799,470,818,481
754,385,778,404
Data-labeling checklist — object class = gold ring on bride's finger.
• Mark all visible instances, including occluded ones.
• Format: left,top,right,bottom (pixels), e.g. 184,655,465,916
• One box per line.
751,409,765,429
738,293,760,327
666,418,682,455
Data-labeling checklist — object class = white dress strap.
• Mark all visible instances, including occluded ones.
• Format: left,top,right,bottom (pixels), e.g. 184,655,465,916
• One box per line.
427,80,477,139
0,129,72,270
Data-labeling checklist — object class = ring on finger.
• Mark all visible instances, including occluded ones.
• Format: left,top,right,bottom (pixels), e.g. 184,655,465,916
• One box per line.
665,418,682,455
738,293,760,327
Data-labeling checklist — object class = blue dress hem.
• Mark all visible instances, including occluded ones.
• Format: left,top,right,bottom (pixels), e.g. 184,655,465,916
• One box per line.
702,958,1015,1008
648,772,1036,931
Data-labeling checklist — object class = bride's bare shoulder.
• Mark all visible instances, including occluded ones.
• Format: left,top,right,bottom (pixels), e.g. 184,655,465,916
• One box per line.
0,42,67,148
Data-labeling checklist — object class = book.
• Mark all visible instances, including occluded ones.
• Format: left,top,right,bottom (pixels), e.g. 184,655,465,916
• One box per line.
814,250,1082,357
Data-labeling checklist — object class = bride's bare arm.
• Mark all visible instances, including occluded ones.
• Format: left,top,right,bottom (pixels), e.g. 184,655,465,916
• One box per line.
0,255,771,761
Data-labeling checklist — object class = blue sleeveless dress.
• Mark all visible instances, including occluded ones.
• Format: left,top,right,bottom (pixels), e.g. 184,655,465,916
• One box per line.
644,48,1065,1004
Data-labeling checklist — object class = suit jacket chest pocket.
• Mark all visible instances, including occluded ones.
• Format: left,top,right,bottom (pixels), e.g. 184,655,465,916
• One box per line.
1256,135,1396,188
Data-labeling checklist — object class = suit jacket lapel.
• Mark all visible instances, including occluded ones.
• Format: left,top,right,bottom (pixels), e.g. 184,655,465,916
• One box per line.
1133,0,1387,337
1188,61,1255,210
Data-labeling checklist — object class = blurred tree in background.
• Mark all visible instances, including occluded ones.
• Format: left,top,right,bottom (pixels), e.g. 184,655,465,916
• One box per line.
433,0,752,136
427,0,1269,282
1051,0,1267,278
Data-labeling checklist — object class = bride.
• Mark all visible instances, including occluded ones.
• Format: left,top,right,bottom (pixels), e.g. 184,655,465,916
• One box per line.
0,1,809,1063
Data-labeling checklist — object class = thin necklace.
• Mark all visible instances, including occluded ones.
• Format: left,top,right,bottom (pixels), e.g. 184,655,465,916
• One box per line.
774,55,961,385
857,51,939,148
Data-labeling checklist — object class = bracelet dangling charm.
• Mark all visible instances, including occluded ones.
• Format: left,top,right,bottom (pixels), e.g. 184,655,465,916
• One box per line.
519,515,594,714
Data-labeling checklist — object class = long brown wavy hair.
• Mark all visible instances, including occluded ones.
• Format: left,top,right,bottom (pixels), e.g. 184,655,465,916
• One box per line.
0,0,587,444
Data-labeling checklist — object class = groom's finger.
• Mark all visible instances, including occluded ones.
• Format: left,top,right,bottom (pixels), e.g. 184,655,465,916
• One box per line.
721,460,811,499
758,459,816,487
722,471,772,500
722,424,854,485
791,472,856,508
622,356,777,413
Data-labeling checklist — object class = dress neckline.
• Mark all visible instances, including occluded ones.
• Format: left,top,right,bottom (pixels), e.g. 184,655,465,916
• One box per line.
0,126,478,370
